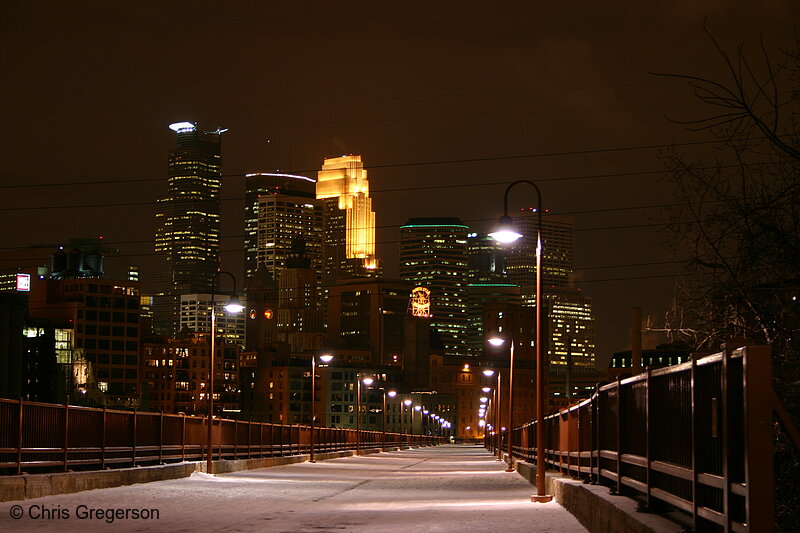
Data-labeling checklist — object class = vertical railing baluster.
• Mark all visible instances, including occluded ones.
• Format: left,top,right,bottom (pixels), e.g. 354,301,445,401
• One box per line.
721,344,730,533
17,398,23,475
132,408,137,467
615,377,622,494
159,411,164,464
645,369,652,508
101,406,107,469
64,402,69,472
691,357,699,531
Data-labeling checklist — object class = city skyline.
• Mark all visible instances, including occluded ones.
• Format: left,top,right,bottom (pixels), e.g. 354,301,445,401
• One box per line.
1,2,798,361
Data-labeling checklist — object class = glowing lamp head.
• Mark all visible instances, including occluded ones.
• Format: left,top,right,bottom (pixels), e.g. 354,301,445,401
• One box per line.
319,354,334,363
483,369,495,377
482,387,492,393
480,397,489,403
487,337,505,347
387,391,397,398
403,399,412,406
414,405,422,411
489,214,522,244
422,409,429,415
223,296,245,314
362,377,374,386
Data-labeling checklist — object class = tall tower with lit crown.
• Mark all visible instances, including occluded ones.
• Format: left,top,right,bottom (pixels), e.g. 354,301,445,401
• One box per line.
153,122,225,336
316,155,381,282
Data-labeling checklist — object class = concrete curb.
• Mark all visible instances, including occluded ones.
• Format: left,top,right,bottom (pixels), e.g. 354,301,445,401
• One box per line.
515,461,684,533
0,446,397,502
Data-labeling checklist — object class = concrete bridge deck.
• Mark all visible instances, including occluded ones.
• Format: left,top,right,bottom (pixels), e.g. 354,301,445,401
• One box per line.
0,444,588,532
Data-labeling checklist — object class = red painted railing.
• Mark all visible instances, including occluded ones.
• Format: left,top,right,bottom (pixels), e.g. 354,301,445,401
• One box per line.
487,345,776,532
0,403,444,473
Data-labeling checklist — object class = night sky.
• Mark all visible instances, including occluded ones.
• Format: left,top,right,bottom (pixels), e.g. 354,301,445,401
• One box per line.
1,1,797,362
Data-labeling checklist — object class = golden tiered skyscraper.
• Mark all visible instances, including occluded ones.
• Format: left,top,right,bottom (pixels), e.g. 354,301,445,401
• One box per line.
316,155,380,282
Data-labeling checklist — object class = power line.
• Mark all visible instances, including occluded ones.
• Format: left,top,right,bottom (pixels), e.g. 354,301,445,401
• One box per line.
0,137,727,191
0,78,704,119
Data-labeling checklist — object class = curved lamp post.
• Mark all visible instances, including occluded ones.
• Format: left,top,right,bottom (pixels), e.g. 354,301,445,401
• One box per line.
483,369,502,460
402,399,412,444
489,179,552,502
207,270,244,475
488,335,515,472
356,375,373,455
382,390,397,451
309,353,334,463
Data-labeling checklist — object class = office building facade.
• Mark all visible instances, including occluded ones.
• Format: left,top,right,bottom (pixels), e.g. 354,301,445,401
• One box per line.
400,217,469,355
153,122,225,336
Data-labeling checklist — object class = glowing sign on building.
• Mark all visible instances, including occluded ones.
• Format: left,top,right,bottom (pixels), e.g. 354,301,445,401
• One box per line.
409,286,431,317
16,273,30,292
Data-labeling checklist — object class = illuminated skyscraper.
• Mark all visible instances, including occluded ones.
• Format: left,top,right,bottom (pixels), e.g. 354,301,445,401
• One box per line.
505,210,573,304
153,122,225,335
316,155,381,283
466,232,520,356
503,210,595,368
243,172,320,281
400,217,469,355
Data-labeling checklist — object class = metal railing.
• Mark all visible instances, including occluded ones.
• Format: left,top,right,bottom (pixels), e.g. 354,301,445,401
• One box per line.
0,401,444,474
487,345,776,532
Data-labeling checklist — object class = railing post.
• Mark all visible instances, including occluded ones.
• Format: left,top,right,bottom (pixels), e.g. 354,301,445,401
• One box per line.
234,419,238,460
17,398,23,475
132,408,137,467
593,390,600,484
63,402,69,472
645,369,652,508
615,377,622,495
691,357,699,531
721,345,731,533
101,406,107,469
742,346,774,532
181,413,186,462
159,411,164,464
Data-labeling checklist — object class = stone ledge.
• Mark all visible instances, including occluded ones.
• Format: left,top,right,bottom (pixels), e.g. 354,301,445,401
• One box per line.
515,461,684,533
0,447,397,502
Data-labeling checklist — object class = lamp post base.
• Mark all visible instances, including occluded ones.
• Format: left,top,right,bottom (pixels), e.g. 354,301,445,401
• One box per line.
531,495,553,503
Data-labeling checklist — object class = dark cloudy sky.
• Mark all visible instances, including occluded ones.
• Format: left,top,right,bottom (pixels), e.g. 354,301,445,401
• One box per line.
1,1,798,361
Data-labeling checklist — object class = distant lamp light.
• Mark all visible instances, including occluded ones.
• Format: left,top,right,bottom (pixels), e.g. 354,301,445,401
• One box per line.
478,420,486,428
483,369,495,377
488,215,522,244
403,399,412,407
422,410,429,415
387,391,397,398
414,405,422,411
482,387,492,393
480,397,489,403
319,354,334,364
362,377,374,386
488,337,505,347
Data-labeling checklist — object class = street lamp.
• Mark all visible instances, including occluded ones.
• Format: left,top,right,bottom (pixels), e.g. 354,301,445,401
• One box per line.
490,179,552,503
309,354,334,463
483,368,503,461
206,270,244,475
488,335,516,473
383,390,397,451
356,375,374,455
402,399,412,444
